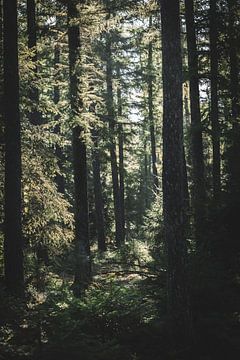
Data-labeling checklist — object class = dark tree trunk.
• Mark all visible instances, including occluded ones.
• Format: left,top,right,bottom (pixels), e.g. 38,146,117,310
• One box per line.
54,42,65,194
0,0,4,240
27,0,41,125
185,0,206,244
92,129,106,252
106,35,124,247
67,0,91,296
227,0,240,195
3,0,24,296
0,0,3,147
209,0,221,201
161,0,191,345
148,15,159,193
116,66,126,242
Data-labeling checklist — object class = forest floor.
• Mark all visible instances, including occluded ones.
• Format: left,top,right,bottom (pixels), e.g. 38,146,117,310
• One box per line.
1,242,240,360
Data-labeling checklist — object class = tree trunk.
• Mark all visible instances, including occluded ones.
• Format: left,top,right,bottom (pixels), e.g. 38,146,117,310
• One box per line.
92,129,106,252
161,0,191,345
209,0,221,201
0,0,3,151
3,0,24,296
106,35,124,247
227,0,240,195
67,0,91,296
116,66,126,242
54,42,65,194
148,15,159,193
185,0,206,244
27,0,41,125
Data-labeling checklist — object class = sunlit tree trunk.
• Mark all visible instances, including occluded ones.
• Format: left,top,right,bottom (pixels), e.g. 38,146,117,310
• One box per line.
148,15,159,193
67,0,91,296
116,66,126,242
3,0,24,296
161,0,192,345
92,128,106,252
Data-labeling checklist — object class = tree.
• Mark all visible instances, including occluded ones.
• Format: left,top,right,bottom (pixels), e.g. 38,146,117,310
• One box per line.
148,15,159,193
92,127,107,252
209,0,221,201
185,0,206,244
227,0,240,196
67,0,91,296
27,0,41,125
54,29,65,194
161,0,191,344
3,0,24,296
105,28,124,246
116,65,126,242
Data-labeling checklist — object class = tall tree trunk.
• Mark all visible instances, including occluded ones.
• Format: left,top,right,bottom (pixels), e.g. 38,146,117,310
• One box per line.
0,0,4,240
116,66,126,242
148,15,159,192
54,42,65,194
27,0,41,125
227,0,240,195
106,35,124,247
209,0,221,201
185,0,206,244
161,0,191,345
92,129,106,252
67,0,91,296
0,0,3,153
3,0,24,296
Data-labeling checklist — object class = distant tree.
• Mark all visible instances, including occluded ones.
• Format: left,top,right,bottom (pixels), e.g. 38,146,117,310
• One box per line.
53,23,65,194
185,0,206,244
91,125,107,252
148,15,159,193
105,28,124,246
209,0,221,201
116,65,126,242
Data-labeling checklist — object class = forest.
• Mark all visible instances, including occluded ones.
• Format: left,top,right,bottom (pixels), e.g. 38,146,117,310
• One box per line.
0,0,240,359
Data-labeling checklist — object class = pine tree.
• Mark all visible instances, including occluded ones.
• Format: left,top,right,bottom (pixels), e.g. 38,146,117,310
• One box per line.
209,0,221,201
185,0,206,244
67,0,91,296
161,0,191,344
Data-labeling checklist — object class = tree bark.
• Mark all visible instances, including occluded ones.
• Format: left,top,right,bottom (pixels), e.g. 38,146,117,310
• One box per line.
3,0,24,296
0,0,3,148
106,34,124,247
54,42,65,194
116,66,126,242
92,128,106,252
161,0,191,345
227,0,240,195
67,0,91,296
148,15,159,193
185,0,206,244
209,0,221,201
27,0,41,125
